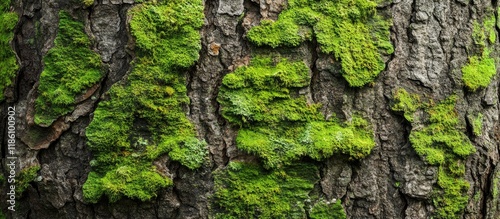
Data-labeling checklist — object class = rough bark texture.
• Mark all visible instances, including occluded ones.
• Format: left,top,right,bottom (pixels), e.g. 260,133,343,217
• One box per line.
1,0,500,218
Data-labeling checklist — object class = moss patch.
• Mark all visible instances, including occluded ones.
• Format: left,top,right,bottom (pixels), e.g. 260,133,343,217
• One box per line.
464,14,497,92
392,90,475,218
0,1,18,101
472,113,483,136
462,49,496,92
391,88,421,122
410,95,475,164
214,162,319,218
15,165,40,196
246,0,393,87
35,11,103,126
83,0,206,203
218,56,375,169
82,0,94,7
309,199,347,219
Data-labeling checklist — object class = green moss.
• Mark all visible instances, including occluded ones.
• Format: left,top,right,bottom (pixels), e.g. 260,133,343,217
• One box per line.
214,162,319,218
83,165,172,203
472,113,483,136
473,191,481,201
462,49,496,91
35,11,103,126
410,95,475,165
83,0,206,203
82,0,94,7
309,199,347,219
247,0,393,87
433,163,470,219
219,56,375,169
394,181,401,188
392,91,475,218
0,1,18,101
472,21,486,47
219,56,319,126
391,88,421,122
484,15,496,44
465,13,497,92
15,165,40,195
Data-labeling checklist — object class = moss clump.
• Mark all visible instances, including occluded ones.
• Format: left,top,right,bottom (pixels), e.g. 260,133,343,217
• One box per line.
0,1,18,101
472,113,483,136
472,21,486,47
83,165,172,203
247,0,393,87
464,13,497,92
236,118,375,169
15,165,40,195
392,91,475,218
391,88,421,122
83,0,206,203
462,49,496,92
309,199,347,219
432,165,470,219
410,95,475,164
214,162,319,218
82,0,94,7
484,15,496,44
219,56,318,125
35,11,103,126
218,56,375,169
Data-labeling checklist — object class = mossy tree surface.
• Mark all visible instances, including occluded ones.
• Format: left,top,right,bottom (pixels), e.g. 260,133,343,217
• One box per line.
462,14,497,92
309,199,347,219
391,89,421,122
392,90,476,218
218,56,375,169
0,1,18,101
35,11,103,126
472,113,483,136
83,0,207,203
246,0,393,87
214,162,320,218
462,49,496,92
15,165,41,196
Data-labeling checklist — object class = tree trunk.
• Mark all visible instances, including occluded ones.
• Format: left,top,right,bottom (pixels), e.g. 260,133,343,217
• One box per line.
1,0,500,218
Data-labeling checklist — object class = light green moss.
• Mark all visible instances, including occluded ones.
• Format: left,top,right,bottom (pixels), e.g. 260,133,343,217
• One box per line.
82,0,94,7
15,165,40,196
392,91,475,218
472,113,483,136
83,166,172,203
214,162,319,218
247,0,393,87
0,1,18,101
391,88,421,122
410,95,475,165
218,56,375,169
465,13,497,92
309,199,347,219
35,11,103,126
484,15,496,44
219,56,319,126
83,0,206,203
462,49,496,91
472,20,486,47
493,171,500,198
433,166,470,219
